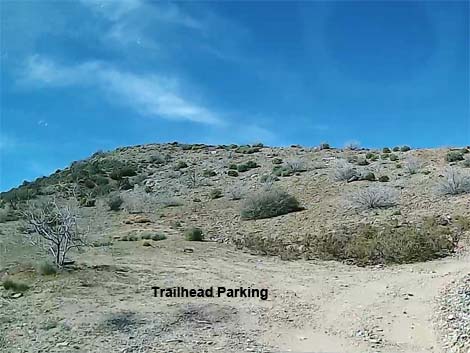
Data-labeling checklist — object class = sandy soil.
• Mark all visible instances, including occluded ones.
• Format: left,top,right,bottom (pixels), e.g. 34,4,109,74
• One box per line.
1,233,468,353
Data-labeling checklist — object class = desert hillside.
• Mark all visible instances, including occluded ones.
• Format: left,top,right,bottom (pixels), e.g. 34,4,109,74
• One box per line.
0,142,469,353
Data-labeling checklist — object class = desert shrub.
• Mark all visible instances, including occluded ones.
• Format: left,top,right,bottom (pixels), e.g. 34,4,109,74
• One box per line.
209,188,223,199
108,194,124,211
356,158,369,166
227,170,239,177
240,188,301,220
173,161,188,170
365,152,376,159
333,160,357,181
202,169,217,177
389,154,399,161
236,219,459,265
361,172,376,181
382,147,391,154
392,146,400,152
2,279,29,292
438,167,470,195
381,154,390,159
149,153,167,164
400,145,411,152
0,206,19,223
151,234,166,241
228,164,237,170
272,165,294,177
161,197,183,208
37,261,57,275
260,174,278,184
235,146,260,154
319,143,330,150
118,178,133,190
110,165,137,180
404,155,423,174
272,157,283,165
378,175,390,182
348,185,399,209
237,161,258,172
285,158,306,172
340,222,457,265
462,155,470,168
185,227,204,241
228,185,244,200
446,151,464,162
344,141,360,150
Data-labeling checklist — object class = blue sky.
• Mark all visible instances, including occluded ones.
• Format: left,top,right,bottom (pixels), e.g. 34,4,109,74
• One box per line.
1,0,469,191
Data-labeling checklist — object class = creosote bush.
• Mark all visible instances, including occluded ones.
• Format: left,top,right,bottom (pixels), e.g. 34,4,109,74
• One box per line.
240,188,301,220
185,227,204,241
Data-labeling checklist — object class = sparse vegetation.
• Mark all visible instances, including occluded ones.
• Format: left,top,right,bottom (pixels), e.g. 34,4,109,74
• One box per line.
185,227,204,241
348,185,399,209
2,279,30,292
37,261,58,275
446,151,464,162
22,200,87,268
382,147,391,154
333,160,357,181
240,188,301,220
108,194,124,211
404,155,423,174
209,188,223,199
438,167,470,195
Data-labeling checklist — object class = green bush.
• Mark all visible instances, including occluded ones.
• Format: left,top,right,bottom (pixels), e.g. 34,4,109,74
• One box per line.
392,146,400,152
272,165,294,177
185,227,204,241
237,164,250,172
378,175,390,182
365,152,376,159
319,143,330,150
2,279,29,292
37,262,57,276
227,170,239,177
151,234,166,241
389,154,399,161
108,194,123,211
382,147,391,154
446,151,464,162
400,145,411,152
241,188,301,220
272,158,283,165
235,146,261,154
202,169,217,177
228,164,237,170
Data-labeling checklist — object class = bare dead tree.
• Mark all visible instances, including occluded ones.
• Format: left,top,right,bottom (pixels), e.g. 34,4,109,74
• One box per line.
22,199,86,268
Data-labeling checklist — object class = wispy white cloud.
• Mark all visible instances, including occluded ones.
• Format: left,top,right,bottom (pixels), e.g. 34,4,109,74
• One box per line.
22,55,222,125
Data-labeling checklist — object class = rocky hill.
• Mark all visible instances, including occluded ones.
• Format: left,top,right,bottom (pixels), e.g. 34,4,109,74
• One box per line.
0,142,469,353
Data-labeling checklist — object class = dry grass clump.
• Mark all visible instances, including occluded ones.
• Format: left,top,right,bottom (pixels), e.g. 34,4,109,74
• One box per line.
235,219,460,265
348,185,399,209
37,261,57,275
333,160,357,181
438,167,470,195
240,188,301,220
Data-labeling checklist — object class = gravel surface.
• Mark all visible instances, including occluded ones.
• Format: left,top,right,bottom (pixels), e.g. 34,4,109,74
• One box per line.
437,274,470,353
